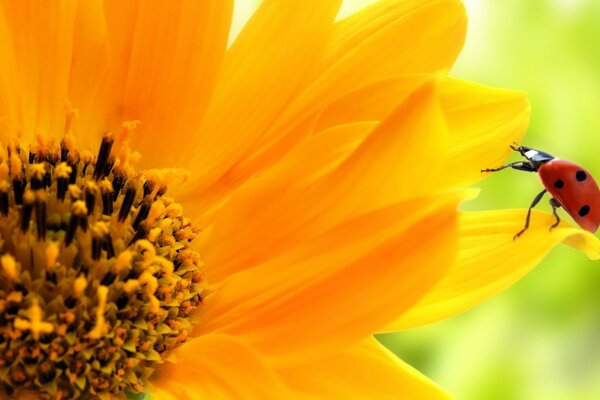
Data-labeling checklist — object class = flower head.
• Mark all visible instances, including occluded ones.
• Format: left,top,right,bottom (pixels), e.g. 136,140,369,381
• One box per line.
0,0,597,399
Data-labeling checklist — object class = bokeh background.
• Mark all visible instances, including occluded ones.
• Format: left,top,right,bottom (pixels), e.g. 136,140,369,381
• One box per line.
233,1,600,398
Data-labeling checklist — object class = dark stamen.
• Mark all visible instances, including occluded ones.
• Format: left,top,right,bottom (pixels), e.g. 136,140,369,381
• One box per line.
0,189,8,216
128,228,147,246
100,272,116,286
143,181,155,198
85,187,96,216
132,199,151,230
20,192,35,232
69,164,78,184
13,178,25,205
103,235,115,259
101,191,113,215
92,235,102,260
57,177,68,201
35,197,47,240
112,174,125,201
65,202,87,246
93,135,114,181
118,186,136,222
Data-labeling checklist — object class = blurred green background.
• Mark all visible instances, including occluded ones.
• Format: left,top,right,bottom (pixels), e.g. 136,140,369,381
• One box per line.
233,1,600,398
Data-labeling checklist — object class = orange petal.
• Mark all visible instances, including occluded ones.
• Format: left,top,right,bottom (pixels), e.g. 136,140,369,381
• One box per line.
85,0,233,165
321,0,466,77
386,210,600,331
202,79,446,281
0,1,78,140
209,0,467,207
151,334,291,400
315,76,530,191
179,0,342,198
314,74,432,133
0,10,20,142
200,120,376,280
273,0,467,139
195,192,461,367
67,0,110,149
280,337,451,400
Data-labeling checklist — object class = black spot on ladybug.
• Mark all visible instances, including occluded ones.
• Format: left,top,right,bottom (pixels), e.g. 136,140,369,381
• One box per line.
579,205,590,217
576,170,587,182
554,179,564,189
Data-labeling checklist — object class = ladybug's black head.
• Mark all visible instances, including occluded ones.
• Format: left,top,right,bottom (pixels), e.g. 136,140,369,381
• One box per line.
512,145,555,168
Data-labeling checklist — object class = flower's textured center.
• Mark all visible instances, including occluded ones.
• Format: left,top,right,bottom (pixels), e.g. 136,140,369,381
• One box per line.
0,133,204,399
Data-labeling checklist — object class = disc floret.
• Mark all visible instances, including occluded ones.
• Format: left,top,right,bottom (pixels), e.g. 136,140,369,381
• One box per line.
0,132,204,399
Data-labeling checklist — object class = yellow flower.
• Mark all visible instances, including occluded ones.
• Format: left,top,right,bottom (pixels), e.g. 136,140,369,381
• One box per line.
0,0,598,399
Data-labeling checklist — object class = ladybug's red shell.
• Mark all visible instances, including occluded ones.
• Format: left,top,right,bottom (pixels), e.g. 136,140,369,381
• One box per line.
538,159,600,233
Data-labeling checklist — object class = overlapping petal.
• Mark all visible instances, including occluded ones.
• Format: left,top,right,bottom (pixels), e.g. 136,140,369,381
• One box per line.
386,210,600,331
280,338,451,400
195,191,461,367
152,334,291,400
201,79,446,280
268,0,468,143
439,78,530,189
177,0,468,219
180,0,342,199
314,76,531,190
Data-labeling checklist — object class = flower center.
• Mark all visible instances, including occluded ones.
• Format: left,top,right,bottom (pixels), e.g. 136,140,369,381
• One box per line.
0,132,204,399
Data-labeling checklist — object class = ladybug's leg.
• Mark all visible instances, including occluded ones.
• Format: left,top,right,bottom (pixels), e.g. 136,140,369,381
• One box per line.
549,198,561,231
482,162,536,173
514,189,547,240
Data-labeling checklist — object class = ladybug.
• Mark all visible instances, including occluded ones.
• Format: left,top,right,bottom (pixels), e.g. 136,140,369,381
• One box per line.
482,145,600,239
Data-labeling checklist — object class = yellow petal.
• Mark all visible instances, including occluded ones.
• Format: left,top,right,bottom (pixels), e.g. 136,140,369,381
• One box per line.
180,0,342,197
151,334,291,400
0,1,78,140
313,74,433,133
87,0,233,165
280,337,451,400
386,209,600,331
196,192,461,367
315,76,531,191
200,120,375,280
322,0,466,78
217,0,468,203
202,79,446,280
278,0,467,133
439,78,531,189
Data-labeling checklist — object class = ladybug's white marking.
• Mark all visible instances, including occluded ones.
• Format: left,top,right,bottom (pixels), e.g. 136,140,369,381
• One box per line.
524,149,539,159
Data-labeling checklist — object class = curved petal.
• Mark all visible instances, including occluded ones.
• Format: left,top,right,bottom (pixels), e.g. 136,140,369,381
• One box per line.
179,0,342,197
83,0,233,165
199,121,374,280
385,209,600,331
280,338,451,400
195,192,462,367
321,0,466,77
202,79,446,280
440,78,530,189
151,334,291,400
315,76,531,188
211,0,467,206
313,74,431,132
0,0,78,140
278,0,467,136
